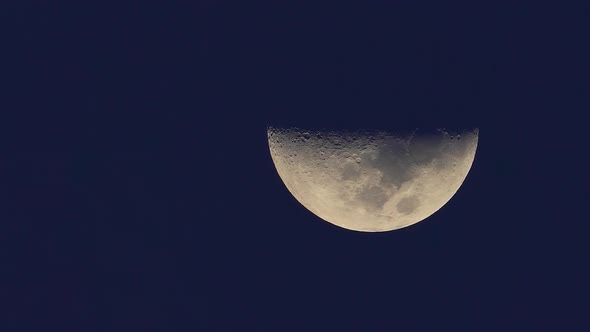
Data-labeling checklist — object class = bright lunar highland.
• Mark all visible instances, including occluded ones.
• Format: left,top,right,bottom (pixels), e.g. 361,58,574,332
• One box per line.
268,127,479,232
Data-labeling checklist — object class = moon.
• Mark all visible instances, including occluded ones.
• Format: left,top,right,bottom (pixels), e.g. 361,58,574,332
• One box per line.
268,127,479,232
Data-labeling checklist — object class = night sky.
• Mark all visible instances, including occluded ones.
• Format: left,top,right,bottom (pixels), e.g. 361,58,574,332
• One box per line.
3,1,589,331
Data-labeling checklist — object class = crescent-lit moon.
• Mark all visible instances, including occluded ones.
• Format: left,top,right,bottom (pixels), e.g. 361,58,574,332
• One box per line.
268,127,479,232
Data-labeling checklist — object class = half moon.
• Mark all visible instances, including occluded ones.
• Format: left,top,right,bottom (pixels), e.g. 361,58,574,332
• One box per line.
268,127,479,232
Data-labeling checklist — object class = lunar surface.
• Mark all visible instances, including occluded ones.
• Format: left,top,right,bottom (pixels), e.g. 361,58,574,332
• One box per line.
268,126,479,232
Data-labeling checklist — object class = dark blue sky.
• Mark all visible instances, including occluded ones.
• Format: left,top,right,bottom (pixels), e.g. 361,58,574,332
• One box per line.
3,1,588,331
